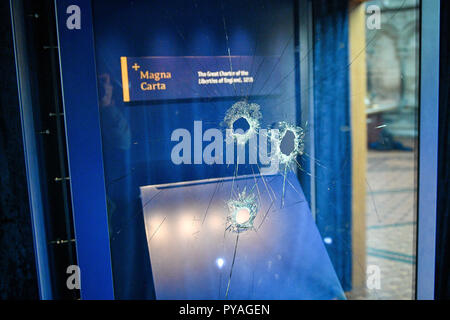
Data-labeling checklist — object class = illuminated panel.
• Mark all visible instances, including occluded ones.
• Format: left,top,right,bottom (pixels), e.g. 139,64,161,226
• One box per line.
120,56,280,102
140,172,345,299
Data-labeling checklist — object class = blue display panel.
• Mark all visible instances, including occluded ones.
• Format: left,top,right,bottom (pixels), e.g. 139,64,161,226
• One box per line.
91,0,303,299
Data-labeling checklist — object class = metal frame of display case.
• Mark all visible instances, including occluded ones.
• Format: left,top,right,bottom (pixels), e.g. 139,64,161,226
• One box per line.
416,0,440,300
53,0,115,299
11,0,441,299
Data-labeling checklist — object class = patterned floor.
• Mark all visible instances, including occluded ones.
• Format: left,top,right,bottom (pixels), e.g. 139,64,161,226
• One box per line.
350,150,417,300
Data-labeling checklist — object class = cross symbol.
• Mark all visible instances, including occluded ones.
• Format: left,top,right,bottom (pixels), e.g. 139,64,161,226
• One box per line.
132,63,140,71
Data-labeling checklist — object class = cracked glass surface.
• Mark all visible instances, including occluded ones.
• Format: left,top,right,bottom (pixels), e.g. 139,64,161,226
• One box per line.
89,0,420,300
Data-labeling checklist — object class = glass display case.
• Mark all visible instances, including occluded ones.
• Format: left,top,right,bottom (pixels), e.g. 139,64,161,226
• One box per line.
33,0,440,299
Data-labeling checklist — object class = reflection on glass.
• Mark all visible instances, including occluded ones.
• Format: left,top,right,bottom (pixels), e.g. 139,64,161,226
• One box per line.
357,0,419,300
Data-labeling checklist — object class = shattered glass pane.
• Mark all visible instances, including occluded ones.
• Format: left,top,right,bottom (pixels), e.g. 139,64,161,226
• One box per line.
226,187,259,233
224,101,262,146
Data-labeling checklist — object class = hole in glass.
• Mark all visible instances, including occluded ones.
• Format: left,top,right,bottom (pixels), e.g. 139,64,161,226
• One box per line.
232,117,250,134
280,130,296,156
